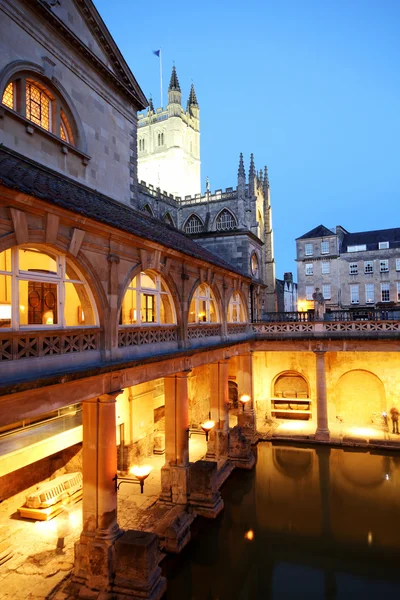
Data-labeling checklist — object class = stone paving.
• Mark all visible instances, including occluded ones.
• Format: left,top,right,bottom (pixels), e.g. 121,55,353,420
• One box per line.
1,426,400,598
0,436,207,599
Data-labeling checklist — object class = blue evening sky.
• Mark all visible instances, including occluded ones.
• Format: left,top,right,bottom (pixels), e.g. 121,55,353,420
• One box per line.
94,0,400,278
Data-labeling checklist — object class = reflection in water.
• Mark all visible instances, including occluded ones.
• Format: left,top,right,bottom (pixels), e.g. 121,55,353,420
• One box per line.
163,443,400,600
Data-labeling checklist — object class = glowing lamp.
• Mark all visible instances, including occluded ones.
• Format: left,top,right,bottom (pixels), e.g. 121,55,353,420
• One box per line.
130,465,152,493
239,394,251,412
244,529,254,541
113,465,152,494
0,304,11,320
200,419,215,442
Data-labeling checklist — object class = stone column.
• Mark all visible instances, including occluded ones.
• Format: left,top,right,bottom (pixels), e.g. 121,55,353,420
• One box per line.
237,351,256,433
74,391,122,590
207,360,229,462
161,370,190,504
314,349,330,441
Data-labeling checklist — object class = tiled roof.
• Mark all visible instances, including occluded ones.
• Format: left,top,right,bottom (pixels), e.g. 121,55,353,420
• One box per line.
342,228,400,251
297,224,335,240
0,147,245,276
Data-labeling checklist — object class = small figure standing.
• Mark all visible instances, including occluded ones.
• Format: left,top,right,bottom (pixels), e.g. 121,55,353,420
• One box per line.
312,287,325,321
390,406,399,434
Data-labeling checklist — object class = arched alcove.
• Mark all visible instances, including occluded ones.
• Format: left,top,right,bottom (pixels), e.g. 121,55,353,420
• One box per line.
272,371,310,420
335,370,385,425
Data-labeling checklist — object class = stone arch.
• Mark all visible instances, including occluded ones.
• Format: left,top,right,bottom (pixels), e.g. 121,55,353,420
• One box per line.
163,212,175,227
187,279,222,325
142,204,154,216
183,214,204,234
335,370,386,425
0,60,87,153
118,266,181,329
226,288,248,323
272,370,310,399
214,208,237,231
0,240,105,328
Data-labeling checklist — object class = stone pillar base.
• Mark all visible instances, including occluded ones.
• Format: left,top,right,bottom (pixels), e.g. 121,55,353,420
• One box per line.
189,460,224,518
155,506,195,554
315,428,330,442
73,531,165,599
113,531,166,600
228,425,255,470
237,410,256,440
160,464,189,505
206,427,229,461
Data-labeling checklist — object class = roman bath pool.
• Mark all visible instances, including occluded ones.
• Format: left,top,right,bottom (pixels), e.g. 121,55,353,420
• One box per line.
163,442,400,599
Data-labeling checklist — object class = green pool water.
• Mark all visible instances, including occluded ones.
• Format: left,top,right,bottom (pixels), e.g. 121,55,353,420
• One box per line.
162,442,400,599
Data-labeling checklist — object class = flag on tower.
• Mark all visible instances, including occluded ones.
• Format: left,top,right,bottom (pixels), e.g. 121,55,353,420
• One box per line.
153,50,160,57
152,50,163,107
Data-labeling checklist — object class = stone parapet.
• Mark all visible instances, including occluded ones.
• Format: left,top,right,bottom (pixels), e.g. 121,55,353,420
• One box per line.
188,460,223,518
228,426,255,470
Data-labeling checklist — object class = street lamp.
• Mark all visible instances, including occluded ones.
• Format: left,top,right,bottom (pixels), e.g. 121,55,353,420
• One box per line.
239,394,251,412
113,465,152,494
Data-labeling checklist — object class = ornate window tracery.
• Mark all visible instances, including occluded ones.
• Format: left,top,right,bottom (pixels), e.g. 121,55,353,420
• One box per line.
120,271,176,326
216,209,237,231
188,283,219,324
0,247,97,329
184,214,204,234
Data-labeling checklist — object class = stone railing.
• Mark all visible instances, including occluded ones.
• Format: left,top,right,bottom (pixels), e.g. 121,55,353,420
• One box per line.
187,324,222,339
0,328,100,361
118,325,178,347
227,323,247,335
253,320,400,337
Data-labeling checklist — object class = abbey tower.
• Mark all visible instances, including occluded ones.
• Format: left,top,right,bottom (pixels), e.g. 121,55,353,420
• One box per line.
137,66,201,198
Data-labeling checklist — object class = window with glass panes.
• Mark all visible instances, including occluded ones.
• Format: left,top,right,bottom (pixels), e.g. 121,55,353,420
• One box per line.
321,261,330,274
188,283,219,324
322,284,331,300
350,284,359,304
364,261,373,274
396,259,400,272
120,272,175,325
306,286,314,300
349,263,358,275
381,283,390,302
380,260,389,273
227,292,246,323
321,241,329,254
397,283,400,302
305,263,313,275
0,247,97,329
305,243,313,256
365,284,374,304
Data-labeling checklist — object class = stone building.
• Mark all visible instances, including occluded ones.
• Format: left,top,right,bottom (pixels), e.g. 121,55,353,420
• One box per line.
135,68,277,314
275,272,298,313
1,2,400,599
296,224,400,312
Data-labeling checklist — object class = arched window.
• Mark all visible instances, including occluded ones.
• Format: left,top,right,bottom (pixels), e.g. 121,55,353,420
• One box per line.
120,271,176,326
164,212,175,227
184,214,204,234
216,209,237,231
143,204,154,216
228,292,246,323
1,75,75,145
188,283,219,324
0,247,97,329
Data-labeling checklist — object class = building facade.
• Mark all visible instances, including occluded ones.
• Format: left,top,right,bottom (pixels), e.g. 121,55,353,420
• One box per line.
296,224,400,312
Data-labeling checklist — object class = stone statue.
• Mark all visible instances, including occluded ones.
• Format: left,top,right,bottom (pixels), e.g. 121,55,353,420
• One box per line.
312,287,325,321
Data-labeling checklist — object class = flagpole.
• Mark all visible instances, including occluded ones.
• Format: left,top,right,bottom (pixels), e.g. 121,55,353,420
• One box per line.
159,49,163,108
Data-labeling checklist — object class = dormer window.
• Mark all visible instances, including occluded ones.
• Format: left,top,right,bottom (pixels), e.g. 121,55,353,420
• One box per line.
379,241,389,250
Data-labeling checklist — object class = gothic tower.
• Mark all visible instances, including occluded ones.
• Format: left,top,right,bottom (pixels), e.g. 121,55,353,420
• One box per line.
137,66,201,198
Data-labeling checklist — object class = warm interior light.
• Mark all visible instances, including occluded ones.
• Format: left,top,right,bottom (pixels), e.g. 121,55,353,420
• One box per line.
244,529,254,541
0,304,11,319
46,317,54,325
239,394,251,404
130,465,152,480
201,419,215,433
